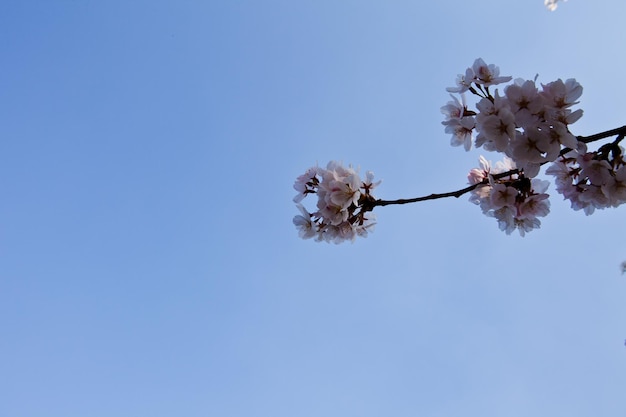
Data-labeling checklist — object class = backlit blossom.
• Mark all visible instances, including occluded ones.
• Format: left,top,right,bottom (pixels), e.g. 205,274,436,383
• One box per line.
363,171,382,194
505,79,544,126
511,128,558,163
468,156,549,236
546,144,626,214
441,94,466,121
602,165,626,207
443,59,584,180
541,79,582,109
468,155,492,184
444,117,475,151
446,68,475,93
293,166,320,203
476,110,516,152
471,58,512,87
490,182,518,209
326,174,362,209
293,161,380,243
493,156,517,174
293,204,317,239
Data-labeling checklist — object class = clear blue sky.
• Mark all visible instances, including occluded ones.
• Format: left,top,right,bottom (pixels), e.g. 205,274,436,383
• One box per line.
1,1,625,416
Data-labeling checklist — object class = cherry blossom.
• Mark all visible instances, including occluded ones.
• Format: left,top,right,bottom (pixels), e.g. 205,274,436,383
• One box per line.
468,158,551,236
541,79,582,109
443,117,475,151
602,165,626,207
293,204,317,239
547,142,626,213
471,58,513,87
293,161,379,243
505,79,543,123
446,68,475,94
467,155,492,184
295,58,626,243
440,94,466,120
293,166,320,203
490,183,518,209
442,59,584,180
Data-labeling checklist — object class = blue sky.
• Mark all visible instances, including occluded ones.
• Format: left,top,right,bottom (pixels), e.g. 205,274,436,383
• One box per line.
1,1,625,416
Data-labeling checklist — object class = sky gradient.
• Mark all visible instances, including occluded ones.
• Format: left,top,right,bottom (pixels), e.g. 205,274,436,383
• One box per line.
1,1,625,416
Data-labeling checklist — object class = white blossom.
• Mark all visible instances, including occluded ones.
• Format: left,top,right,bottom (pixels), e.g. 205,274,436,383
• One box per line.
546,144,626,214
476,110,516,152
293,166,320,203
443,60,584,179
541,79,583,109
471,58,512,87
444,116,475,151
293,204,317,240
468,156,550,236
505,79,544,126
293,161,379,243
440,94,466,121
446,68,475,94
601,165,626,207
490,182,517,209
467,155,492,184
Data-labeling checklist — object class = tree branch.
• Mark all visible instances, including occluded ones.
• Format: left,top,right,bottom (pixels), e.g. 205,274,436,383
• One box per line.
578,125,626,144
374,183,481,207
371,125,626,208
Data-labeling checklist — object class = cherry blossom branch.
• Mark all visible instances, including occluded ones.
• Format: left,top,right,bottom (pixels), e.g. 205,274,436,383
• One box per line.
294,58,626,242
371,184,480,207
578,125,626,144
370,125,626,209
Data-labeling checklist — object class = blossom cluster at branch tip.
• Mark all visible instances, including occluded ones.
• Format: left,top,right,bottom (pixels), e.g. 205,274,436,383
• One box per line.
293,161,380,243
468,156,550,236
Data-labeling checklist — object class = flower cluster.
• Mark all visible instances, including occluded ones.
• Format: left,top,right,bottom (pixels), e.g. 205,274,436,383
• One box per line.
443,58,592,235
468,156,550,236
442,58,583,178
292,161,380,243
546,143,626,214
